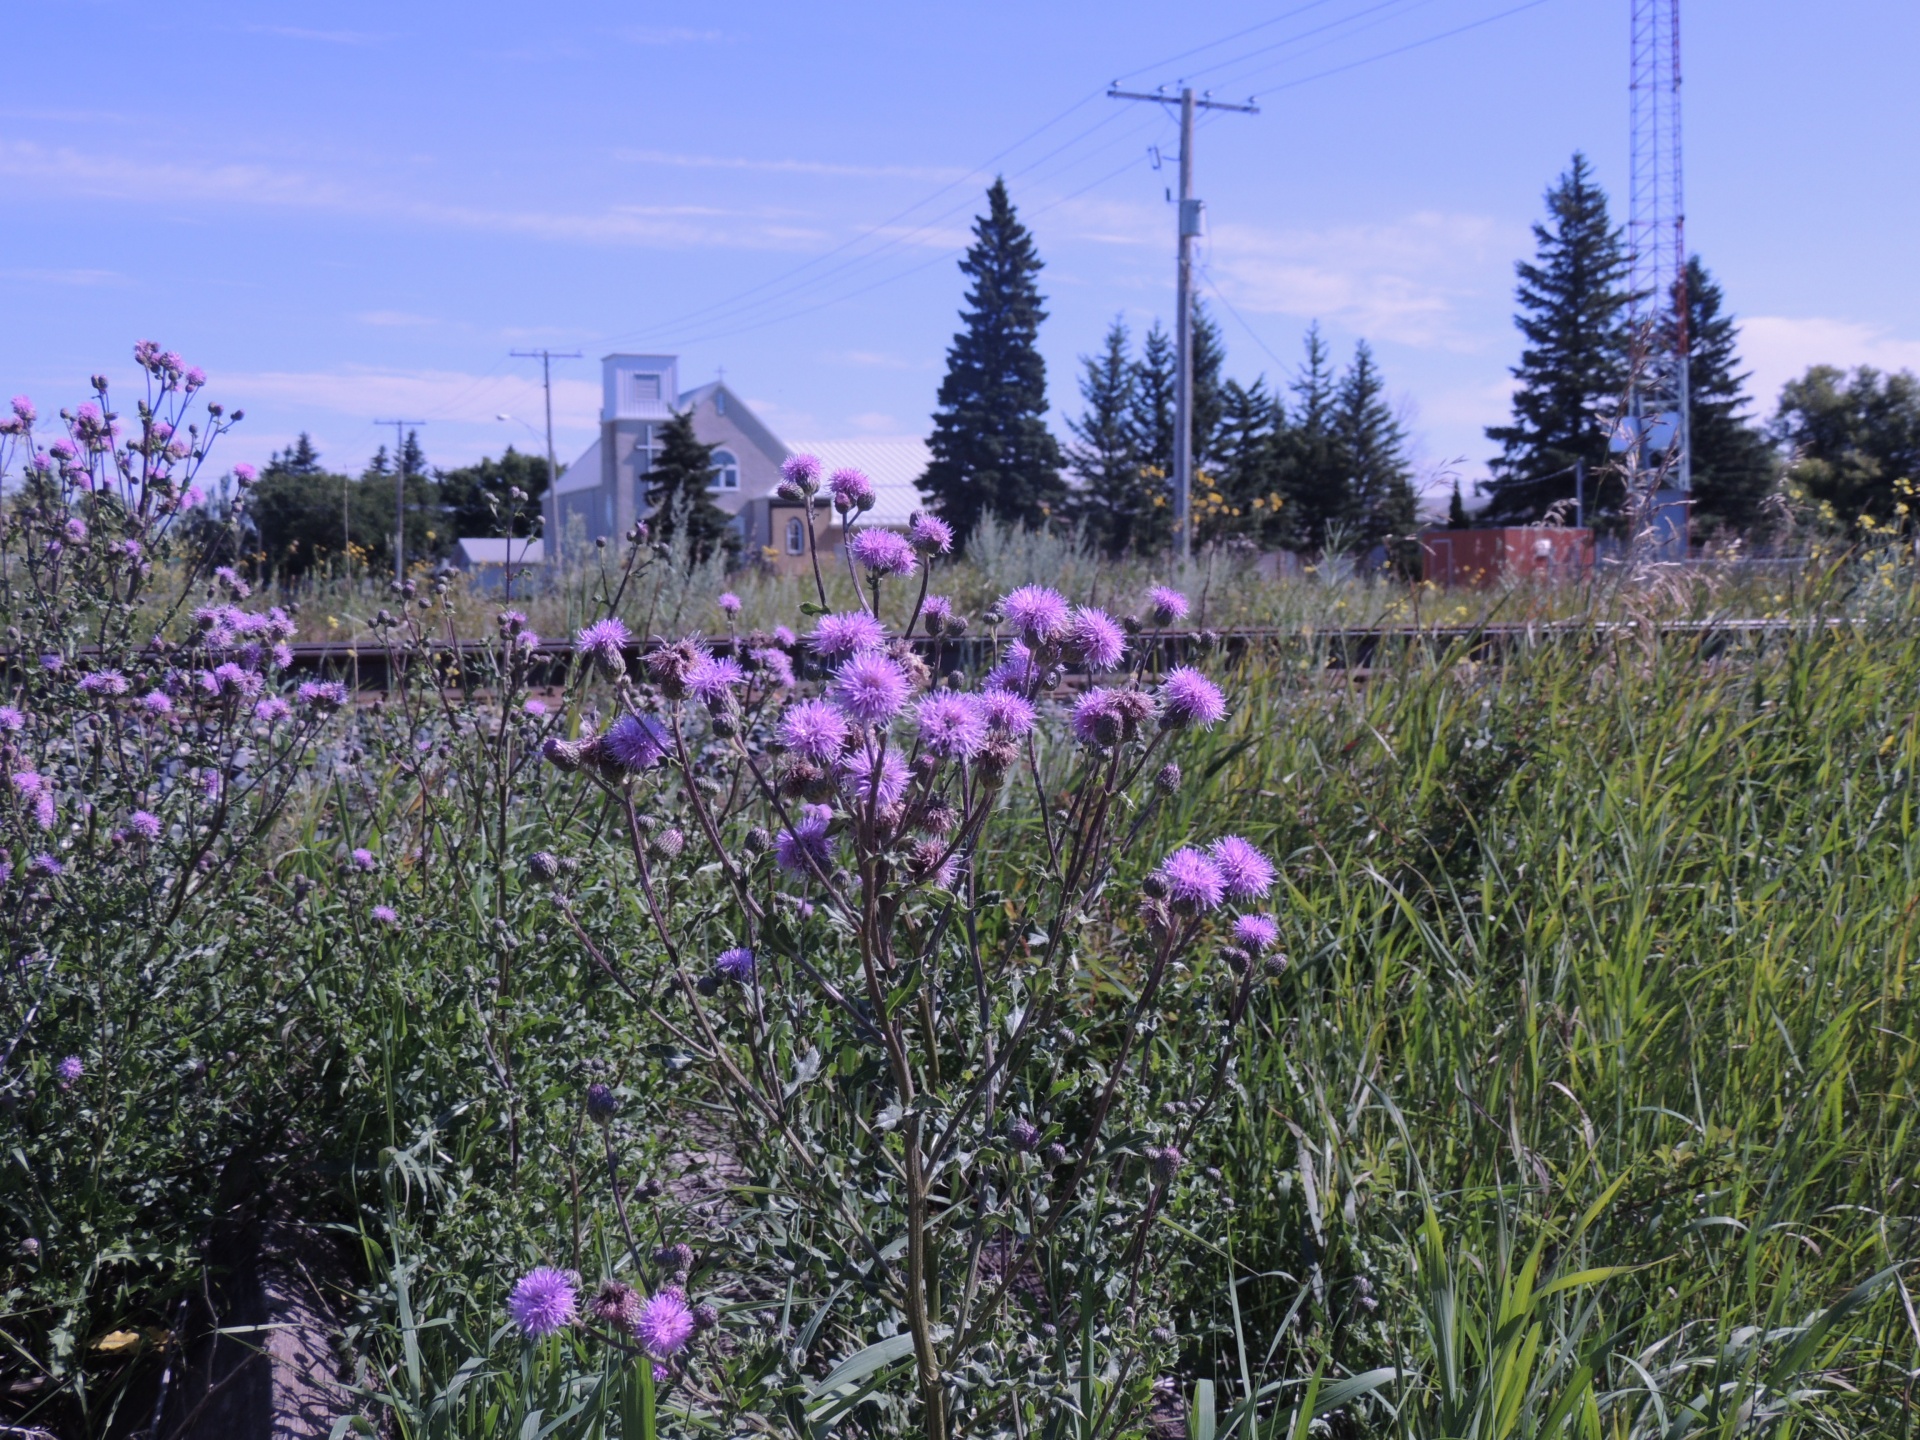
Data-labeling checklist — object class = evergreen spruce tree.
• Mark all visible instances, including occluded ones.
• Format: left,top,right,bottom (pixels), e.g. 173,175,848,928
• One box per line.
269,433,323,477
1447,480,1470,529
1191,301,1227,471
1205,377,1289,547
1335,341,1418,551
1484,153,1632,523
1285,323,1352,550
1123,322,1178,552
646,409,740,564
1065,318,1141,555
918,178,1064,540
1680,256,1776,535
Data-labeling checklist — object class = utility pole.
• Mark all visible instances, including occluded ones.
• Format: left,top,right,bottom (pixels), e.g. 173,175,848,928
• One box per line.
373,419,426,583
510,350,582,536
1109,83,1258,564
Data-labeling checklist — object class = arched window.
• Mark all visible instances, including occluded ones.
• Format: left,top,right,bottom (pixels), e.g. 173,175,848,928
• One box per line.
785,517,805,555
711,449,740,491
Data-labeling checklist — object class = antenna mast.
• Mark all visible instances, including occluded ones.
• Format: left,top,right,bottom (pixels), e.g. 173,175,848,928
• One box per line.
1627,0,1689,552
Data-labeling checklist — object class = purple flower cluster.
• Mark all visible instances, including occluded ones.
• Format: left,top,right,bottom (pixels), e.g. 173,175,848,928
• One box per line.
915,693,989,761
576,617,633,672
605,714,671,770
777,699,851,763
828,652,911,725
848,528,917,578
507,1267,578,1338
809,611,888,661
775,804,834,878
829,467,874,511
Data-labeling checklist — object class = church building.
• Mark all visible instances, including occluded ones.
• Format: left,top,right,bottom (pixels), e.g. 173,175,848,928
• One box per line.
543,354,930,573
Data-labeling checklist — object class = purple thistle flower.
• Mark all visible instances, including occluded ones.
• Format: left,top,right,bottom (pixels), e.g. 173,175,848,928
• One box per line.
915,693,989,761
604,714,671,771
0,705,23,731
1234,914,1280,954
1209,836,1275,899
1001,585,1070,643
523,698,548,717
212,663,262,697
683,653,746,707
747,647,794,689
907,511,954,554
984,640,1041,694
828,652,911,726
1159,667,1227,729
838,744,913,811
1155,847,1226,912
297,680,348,710
233,462,257,485
634,1287,696,1356
516,630,541,651
78,670,129,696
586,1083,619,1121
1071,689,1128,747
29,853,62,877
38,654,62,673
774,804,835,878
576,617,633,672
848,528,917,578
1147,586,1190,625
920,595,955,632
1066,608,1126,671
57,1055,82,1086
128,810,162,841
773,624,797,647
254,696,291,724
828,466,874,510
372,905,398,926
780,453,823,493
1145,1144,1185,1182
808,611,888,661
777,699,851,763
715,947,755,982
350,848,377,871
507,1267,578,1339
717,591,742,615
10,395,34,424
979,689,1037,738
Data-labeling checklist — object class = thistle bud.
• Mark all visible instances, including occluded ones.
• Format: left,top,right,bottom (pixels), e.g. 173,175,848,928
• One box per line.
654,1243,695,1274
586,1083,618,1122
529,851,560,882
744,826,771,854
653,826,686,860
1154,761,1182,794
691,1302,719,1332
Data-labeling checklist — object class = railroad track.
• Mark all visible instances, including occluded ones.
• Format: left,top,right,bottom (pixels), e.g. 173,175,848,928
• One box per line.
261,616,1879,691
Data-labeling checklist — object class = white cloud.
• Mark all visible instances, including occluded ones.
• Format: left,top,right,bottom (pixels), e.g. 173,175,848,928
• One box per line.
619,27,731,45
846,412,906,434
355,310,437,328
614,150,969,184
218,365,601,431
1203,211,1517,351
0,139,839,252
243,25,387,46
0,267,127,286
1739,315,1920,412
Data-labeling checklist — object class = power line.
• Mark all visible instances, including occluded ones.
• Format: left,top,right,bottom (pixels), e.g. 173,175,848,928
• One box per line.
1240,0,1563,98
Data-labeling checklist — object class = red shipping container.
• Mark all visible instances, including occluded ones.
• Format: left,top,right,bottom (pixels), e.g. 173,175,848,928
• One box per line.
1419,528,1594,587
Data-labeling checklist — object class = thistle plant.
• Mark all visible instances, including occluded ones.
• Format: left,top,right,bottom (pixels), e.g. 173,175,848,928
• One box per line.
511,453,1281,1437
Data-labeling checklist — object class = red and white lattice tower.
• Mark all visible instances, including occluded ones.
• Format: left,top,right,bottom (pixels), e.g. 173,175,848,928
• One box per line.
1627,0,1689,508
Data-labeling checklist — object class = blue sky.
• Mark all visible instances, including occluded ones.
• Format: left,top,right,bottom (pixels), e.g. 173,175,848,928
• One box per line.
3,0,1916,506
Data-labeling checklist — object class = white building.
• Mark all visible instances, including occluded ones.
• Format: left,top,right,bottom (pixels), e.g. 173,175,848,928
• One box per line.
542,354,931,573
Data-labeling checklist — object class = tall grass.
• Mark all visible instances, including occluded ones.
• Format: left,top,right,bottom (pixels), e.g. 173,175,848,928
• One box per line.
1134,617,1920,1434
